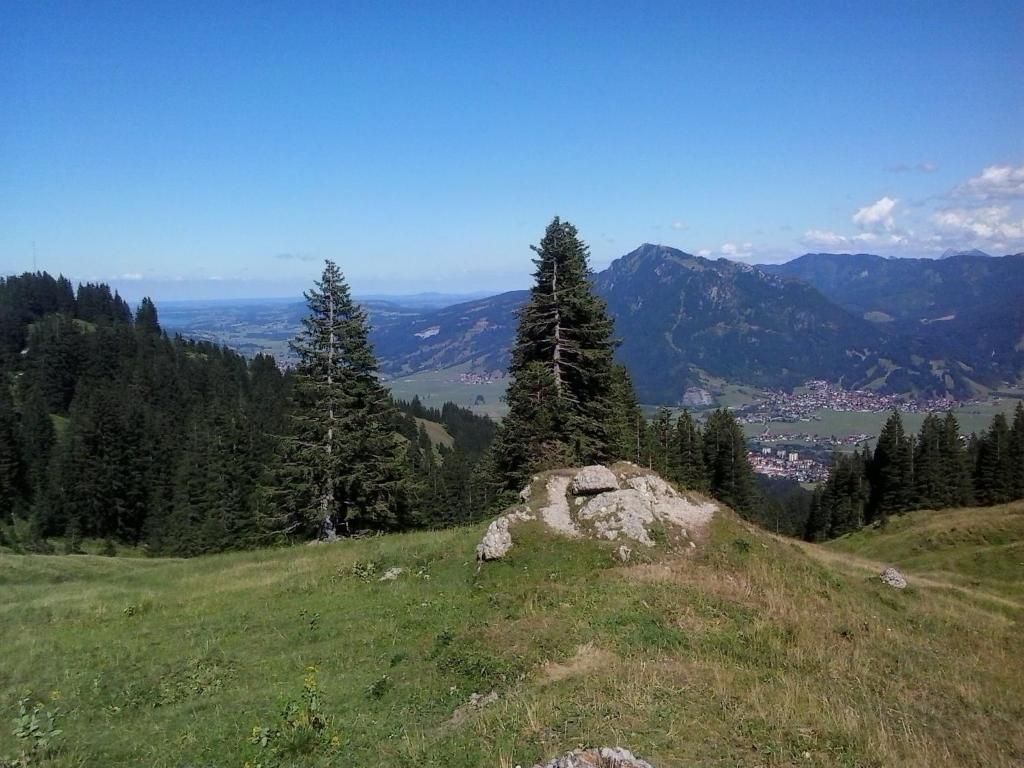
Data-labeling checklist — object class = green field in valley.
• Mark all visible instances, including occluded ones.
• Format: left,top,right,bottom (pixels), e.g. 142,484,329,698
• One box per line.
386,364,508,419
740,398,1022,445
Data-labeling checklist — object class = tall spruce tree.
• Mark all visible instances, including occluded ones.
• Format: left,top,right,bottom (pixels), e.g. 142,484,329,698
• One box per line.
271,260,411,538
913,413,946,509
1010,402,1024,500
0,367,24,519
975,413,1013,505
606,364,644,464
868,411,914,519
701,408,756,515
18,384,55,495
491,218,624,490
672,409,706,491
648,407,674,475
940,411,974,507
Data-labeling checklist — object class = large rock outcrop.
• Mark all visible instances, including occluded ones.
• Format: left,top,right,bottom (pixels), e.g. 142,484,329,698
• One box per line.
476,464,717,561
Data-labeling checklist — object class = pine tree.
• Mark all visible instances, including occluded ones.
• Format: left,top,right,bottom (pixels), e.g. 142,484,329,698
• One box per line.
913,413,946,509
0,367,25,519
135,297,161,335
19,384,55,496
701,409,756,515
804,486,830,542
868,411,913,519
606,365,644,464
1009,402,1024,500
491,218,624,490
647,407,674,475
940,411,973,507
272,260,411,538
824,451,869,536
975,413,1013,505
672,409,706,491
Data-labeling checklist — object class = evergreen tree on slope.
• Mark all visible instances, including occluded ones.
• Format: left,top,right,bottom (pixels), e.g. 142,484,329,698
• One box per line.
491,218,624,490
271,261,411,537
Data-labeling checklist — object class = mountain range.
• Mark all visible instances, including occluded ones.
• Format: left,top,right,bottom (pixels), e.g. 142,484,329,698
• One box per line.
368,245,1024,404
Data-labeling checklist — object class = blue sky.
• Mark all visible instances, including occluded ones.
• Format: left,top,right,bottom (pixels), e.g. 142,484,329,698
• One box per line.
2,1,1022,300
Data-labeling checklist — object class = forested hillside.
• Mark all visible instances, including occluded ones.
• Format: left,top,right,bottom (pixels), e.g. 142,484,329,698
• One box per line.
808,407,1024,540
0,272,498,555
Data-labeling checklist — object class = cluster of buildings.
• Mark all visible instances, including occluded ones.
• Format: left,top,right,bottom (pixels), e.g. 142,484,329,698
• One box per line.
747,448,830,483
457,370,504,385
755,429,873,447
737,379,967,425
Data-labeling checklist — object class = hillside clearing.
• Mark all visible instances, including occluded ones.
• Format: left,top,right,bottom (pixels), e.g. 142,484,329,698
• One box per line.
1,504,1022,767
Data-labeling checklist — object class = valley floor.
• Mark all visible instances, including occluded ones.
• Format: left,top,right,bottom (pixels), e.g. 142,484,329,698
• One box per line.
1,504,1022,767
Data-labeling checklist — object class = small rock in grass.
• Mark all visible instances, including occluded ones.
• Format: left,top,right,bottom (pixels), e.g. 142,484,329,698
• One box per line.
379,567,404,581
533,747,655,768
448,690,499,726
880,566,907,589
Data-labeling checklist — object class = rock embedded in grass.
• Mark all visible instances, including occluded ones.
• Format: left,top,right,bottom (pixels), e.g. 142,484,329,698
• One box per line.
476,508,535,560
531,746,655,768
477,464,717,560
880,566,908,589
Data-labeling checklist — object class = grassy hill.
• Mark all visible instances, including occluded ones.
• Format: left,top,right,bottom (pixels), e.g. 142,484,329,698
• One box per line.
1,503,1021,767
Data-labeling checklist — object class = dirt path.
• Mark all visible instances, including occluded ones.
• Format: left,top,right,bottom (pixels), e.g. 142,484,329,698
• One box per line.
785,537,1024,611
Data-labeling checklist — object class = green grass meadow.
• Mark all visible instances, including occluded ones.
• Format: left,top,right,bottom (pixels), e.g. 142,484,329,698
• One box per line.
1,503,1022,767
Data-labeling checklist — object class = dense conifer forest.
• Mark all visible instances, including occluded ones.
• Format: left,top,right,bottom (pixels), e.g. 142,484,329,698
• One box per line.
806,407,1024,540
0,270,499,555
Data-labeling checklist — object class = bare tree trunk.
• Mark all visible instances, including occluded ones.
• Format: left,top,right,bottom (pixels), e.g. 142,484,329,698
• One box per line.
552,257,563,394
321,287,335,536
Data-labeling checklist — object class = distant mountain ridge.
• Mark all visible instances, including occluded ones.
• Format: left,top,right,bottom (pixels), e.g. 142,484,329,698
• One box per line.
369,244,1015,403
760,250,1024,382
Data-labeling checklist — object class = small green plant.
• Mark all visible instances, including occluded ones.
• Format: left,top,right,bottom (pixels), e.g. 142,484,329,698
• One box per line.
245,667,338,766
733,537,752,554
366,675,391,699
298,609,320,632
350,559,380,580
5,698,63,764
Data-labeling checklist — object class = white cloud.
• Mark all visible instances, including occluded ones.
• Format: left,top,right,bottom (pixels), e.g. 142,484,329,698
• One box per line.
118,272,144,280
795,164,1024,258
956,164,1024,200
719,242,754,259
887,162,937,174
697,248,711,258
670,221,687,231
931,205,1024,241
852,196,898,231
801,229,848,248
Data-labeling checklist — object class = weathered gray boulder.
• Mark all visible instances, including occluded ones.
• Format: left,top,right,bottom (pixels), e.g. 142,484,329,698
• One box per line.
532,747,655,768
578,486,716,547
475,466,717,561
379,567,403,581
880,566,907,589
476,508,534,560
569,465,620,495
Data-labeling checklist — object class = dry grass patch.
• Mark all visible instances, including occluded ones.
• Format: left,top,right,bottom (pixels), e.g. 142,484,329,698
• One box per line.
537,643,617,686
